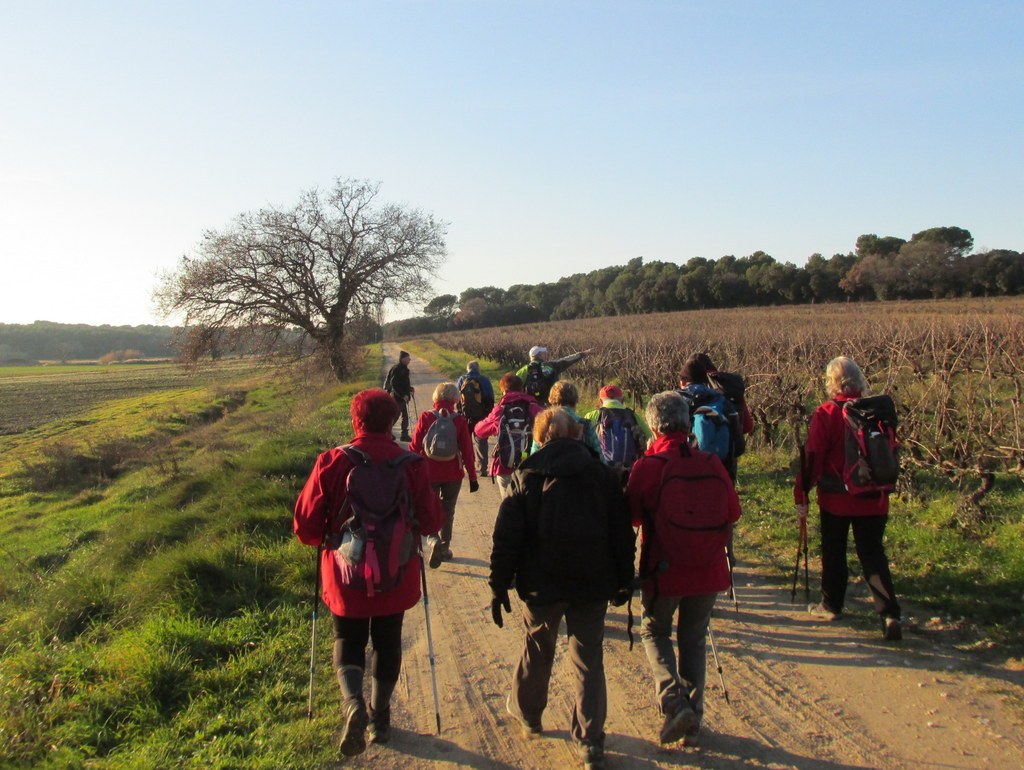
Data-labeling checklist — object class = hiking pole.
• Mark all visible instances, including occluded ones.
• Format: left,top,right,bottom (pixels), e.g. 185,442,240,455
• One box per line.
801,518,810,604
307,545,323,720
707,620,730,705
419,557,442,735
726,546,739,613
790,527,803,604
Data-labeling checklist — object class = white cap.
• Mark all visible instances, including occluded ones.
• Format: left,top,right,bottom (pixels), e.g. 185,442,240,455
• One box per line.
529,345,547,359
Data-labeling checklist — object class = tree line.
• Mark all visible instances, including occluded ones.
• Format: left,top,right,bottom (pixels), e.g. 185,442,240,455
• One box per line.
386,226,1024,337
0,322,176,364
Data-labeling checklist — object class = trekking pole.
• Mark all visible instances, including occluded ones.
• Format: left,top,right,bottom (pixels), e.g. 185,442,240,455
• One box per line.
707,620,730,705
419,558,442,735
726,546,739,613
801,518,810,603
790,527,803,604
411,393,419,422
307,545,323,720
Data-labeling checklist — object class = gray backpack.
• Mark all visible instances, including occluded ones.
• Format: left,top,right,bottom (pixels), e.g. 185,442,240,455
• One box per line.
424,408,459,461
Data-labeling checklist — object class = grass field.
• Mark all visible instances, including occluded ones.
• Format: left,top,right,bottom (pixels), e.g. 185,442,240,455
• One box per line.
0,360,258,437
0,351,374,768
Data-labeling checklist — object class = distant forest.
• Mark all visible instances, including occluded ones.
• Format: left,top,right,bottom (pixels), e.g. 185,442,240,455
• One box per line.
385,226,1024,337
0,322,175,363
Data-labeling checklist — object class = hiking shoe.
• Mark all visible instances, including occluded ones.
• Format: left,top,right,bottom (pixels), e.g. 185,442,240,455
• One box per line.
442,548,454,562
808,602,842,621
400,433,412,443
579,742,606,769
367,708,391,745
427,536,445,569
339,698,369,757
505,694,542,738
659,700,700,745
883,617,903,641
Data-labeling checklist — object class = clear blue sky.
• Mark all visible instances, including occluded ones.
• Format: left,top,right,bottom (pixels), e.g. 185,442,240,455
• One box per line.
2,1,1022,325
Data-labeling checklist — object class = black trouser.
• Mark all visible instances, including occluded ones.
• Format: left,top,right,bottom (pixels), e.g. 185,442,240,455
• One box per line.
394,396,410,437
819,510,900,620
332,612,405,682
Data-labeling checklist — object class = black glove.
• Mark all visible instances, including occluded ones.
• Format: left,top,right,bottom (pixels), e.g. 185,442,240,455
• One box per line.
469,479,480,493
490,587,511,628
611,586,633,607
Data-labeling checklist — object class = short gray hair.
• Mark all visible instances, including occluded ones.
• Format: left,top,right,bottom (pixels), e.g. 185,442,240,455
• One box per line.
645,391,691,435
467,360,480,372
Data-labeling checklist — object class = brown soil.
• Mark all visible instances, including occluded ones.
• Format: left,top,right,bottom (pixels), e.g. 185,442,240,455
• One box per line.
338,346,1024,769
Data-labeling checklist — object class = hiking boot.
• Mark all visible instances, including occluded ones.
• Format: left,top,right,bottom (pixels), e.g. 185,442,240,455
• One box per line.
659,699,700,745
883,616,903,641
427,536,445,569
367,707,391,744
505,694,542,738
808,602,842,621
400,433,412,443
579,742,606,769
442,548,454,562
339,698,369,756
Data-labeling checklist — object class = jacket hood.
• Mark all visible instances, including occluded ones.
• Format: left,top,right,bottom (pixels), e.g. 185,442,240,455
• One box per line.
498,391,540,407
518,438,595,477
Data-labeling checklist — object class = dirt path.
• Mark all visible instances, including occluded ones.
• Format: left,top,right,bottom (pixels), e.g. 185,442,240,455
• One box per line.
341,346,1024,769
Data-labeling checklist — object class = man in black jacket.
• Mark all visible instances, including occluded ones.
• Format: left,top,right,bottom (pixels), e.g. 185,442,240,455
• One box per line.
489,408,635,770
383,350,415,441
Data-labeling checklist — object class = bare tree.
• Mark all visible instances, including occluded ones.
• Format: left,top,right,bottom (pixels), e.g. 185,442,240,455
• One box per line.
155,179,446,379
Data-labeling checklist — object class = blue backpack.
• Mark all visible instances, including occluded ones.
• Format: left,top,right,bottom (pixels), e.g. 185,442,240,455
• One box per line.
595,407,643,469
681,385,733,462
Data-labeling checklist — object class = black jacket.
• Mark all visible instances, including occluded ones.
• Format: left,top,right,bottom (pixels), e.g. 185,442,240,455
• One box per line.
489,438,635,605
384,362,412,398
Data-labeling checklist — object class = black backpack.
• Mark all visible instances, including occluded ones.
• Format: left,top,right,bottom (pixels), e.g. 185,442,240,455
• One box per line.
459,376,486,421
522,468,613,591
523,362,554,403
494,399,532,470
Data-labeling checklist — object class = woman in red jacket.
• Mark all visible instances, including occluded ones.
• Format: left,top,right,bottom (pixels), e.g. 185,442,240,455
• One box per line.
409,382,479,568
794,356,902,641
626,391,741,747
293,389,443,756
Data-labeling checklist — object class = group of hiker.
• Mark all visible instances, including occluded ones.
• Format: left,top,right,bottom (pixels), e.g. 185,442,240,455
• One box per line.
292,346,903,768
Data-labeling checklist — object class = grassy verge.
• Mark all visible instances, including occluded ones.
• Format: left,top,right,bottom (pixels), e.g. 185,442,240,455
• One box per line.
0,347,381,769
402,338,1024,659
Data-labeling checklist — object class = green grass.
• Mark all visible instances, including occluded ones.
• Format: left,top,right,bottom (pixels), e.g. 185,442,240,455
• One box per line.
0,348,380,769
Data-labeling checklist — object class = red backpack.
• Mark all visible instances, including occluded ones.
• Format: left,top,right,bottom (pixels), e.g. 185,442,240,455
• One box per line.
642,444,732,586
330,446,422,597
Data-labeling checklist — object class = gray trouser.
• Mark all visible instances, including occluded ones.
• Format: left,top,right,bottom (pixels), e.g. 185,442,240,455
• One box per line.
431,480,461,547
511,600,608,746
474,434,489,476
640,592,718,719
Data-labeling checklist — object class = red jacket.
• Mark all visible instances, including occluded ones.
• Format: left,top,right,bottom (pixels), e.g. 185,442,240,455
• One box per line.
293,432,443,618
473,391,544,476
794,393,889,517
409,400,478,484
626,433,741,597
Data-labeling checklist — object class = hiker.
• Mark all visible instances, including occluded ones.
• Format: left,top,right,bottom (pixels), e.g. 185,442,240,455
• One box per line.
583,384,650,482
293,388,443,756
409,382,480,569
490,408,635,770
530,381,602,459
626,391,741,747
456,360,495,477
678,358,745,482
515,345,591,406
473,373,543,498
383,350,415,442
686,352,754,436
794,356,903,641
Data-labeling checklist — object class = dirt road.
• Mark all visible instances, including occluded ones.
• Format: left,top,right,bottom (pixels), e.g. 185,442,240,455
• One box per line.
343,346,1023,769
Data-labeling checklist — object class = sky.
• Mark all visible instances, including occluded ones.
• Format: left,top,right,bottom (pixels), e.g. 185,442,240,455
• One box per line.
1,1,1022,326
